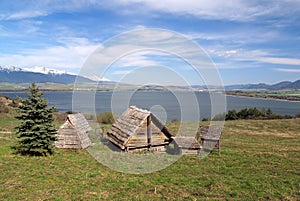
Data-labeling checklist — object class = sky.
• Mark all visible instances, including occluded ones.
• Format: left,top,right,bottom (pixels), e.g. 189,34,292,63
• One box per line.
0,0,300,85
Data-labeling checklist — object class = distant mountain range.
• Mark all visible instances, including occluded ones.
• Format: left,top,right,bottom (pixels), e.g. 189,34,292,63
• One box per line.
0,66,113,85
0,65,299,90
224,80,300,90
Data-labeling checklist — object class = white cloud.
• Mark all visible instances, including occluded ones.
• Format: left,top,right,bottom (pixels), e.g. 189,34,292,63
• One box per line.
78,29,223,86
185,29,280,45
5,11,48,20
210,48,269,60
274,68,300,73
209,47,300,68
259,57,300,66
2,0,300,22
111,51,170,68
19,20,43,33
112,70,132,75
0,37,98,71
211,49,239,58
57,37,92,46
81,29,215,73
118,0,300,21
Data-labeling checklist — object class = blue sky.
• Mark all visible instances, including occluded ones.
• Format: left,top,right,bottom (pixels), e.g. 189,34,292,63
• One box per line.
0,0,300,85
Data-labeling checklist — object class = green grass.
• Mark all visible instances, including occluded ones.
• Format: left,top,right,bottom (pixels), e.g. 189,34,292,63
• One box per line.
0,116,299,200
0,110,18,133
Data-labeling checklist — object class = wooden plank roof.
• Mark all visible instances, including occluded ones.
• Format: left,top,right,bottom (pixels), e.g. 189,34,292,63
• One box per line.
67,113,92,132
107,106,172,149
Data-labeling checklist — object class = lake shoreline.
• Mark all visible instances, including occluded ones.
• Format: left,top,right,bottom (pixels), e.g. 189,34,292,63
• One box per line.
2,89,300,103
225,91,300,102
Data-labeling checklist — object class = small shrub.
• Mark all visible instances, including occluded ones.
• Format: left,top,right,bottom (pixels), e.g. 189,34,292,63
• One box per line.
202,118,209,122
97,112,116,124
226,109,238,120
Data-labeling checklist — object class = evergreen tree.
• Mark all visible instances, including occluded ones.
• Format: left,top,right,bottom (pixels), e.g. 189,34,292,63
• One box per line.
13,83,57,156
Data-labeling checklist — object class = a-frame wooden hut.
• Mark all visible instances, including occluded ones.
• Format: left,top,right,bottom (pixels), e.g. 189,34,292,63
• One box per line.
107,106,173,152
55,113,92,149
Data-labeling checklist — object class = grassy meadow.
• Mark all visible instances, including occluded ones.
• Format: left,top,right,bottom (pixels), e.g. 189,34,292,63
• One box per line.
0,109,299,200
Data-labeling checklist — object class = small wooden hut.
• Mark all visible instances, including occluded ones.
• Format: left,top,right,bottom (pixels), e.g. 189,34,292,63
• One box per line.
107,106,173,152
170,137,201,155
197,126,223,156
55,113,92,149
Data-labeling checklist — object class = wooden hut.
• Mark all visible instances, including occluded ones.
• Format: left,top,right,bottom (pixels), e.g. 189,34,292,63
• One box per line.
197,126,223,156
55,113,92,149
170,137,201,155
107,106,173,152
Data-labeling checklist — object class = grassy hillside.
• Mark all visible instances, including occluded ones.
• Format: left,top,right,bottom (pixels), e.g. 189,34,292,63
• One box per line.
0,112,299,200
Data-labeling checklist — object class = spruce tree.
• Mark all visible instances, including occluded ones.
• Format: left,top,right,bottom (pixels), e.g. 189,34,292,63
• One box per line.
13,83,57,156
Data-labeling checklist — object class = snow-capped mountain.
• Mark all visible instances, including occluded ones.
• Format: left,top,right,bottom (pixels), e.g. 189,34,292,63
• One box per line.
23,66,70,75
0,65,94,84
0,65,23,72
0,65,115,85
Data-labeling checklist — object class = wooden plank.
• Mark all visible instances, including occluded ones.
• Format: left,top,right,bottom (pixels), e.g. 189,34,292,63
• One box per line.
147,115,151,147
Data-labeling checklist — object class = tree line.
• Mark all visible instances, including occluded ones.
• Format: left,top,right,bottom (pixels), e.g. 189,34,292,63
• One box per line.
209,107,298,121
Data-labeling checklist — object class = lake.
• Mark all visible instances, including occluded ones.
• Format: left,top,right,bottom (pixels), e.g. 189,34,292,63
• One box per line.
2,91,300,122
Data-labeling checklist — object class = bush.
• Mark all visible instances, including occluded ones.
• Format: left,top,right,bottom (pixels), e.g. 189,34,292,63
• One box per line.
226,109,238,120
202,118,209,122
97,112,116,124
223,107,293,121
